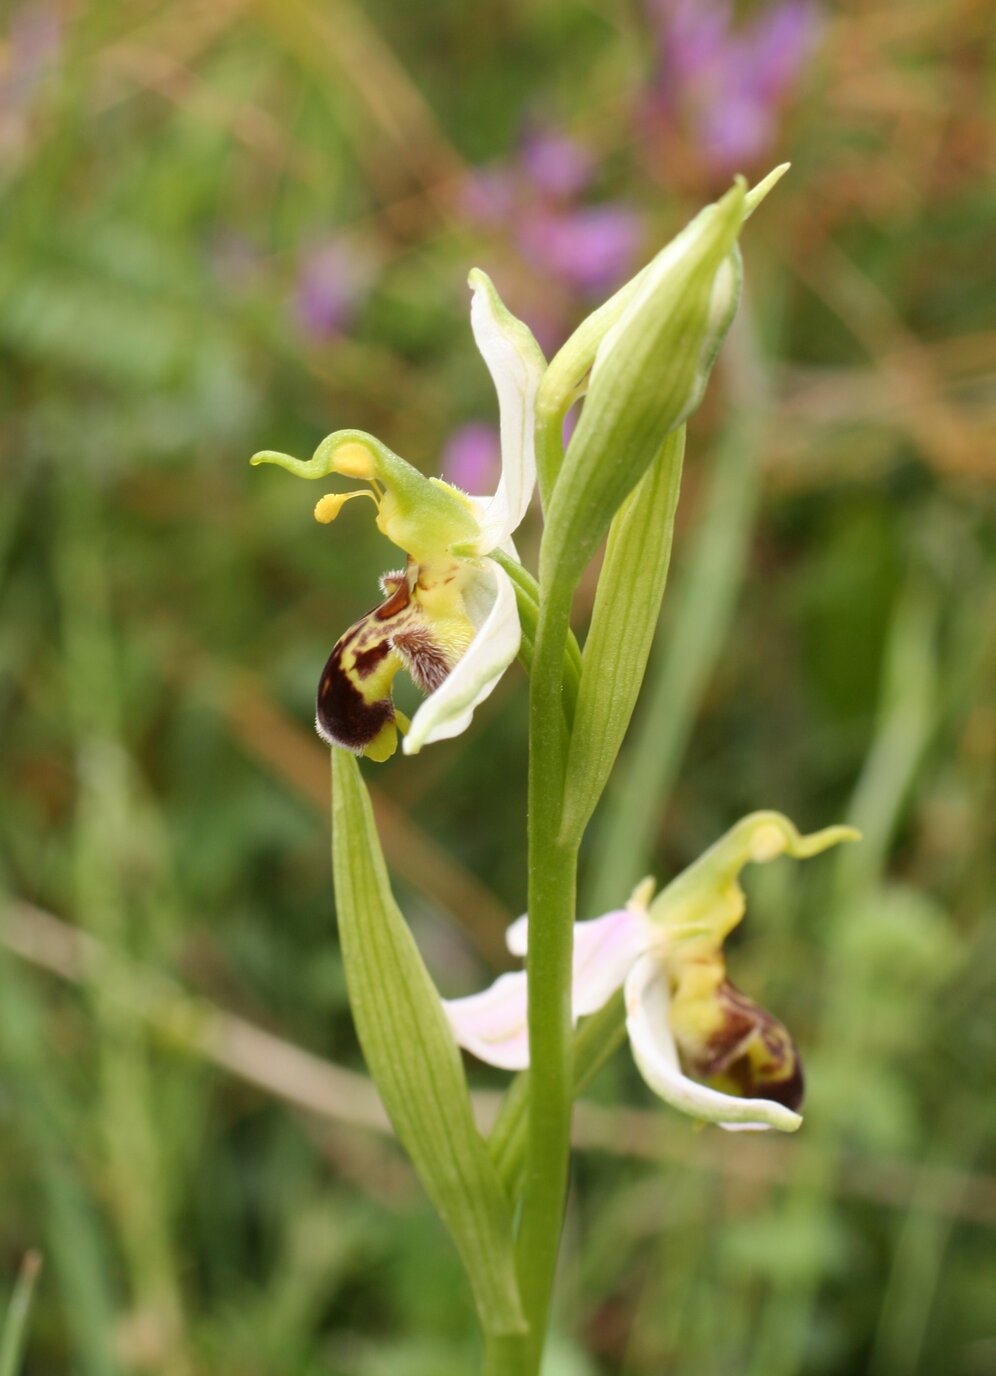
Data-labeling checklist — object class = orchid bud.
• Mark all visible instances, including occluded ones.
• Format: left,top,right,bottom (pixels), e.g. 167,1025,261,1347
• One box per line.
538,166,788,591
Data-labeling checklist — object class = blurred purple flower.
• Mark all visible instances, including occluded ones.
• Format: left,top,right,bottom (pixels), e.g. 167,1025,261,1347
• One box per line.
0,2,61,160
519,127,595,200
441,422,502,494
293,240,369,341
750,2,823,99
460,167,518,224
461,122,644,310
654,0,731,85
518,204,643,295
0,3,61,107
647,0,823,172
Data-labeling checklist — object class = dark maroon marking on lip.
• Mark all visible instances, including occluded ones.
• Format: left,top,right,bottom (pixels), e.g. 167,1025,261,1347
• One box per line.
722,1047,805,1112
316,639,393,750
759,1058,804,1111
353,639,393,680
687,978,805,1113
376,577,410,620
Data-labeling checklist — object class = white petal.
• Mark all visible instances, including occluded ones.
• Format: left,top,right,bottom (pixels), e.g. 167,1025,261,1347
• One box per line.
574,909,654,1015
468,269,544,552
505,915,529,957
507,907,652,1014
403,560,519,754
466,496,519,560
448,908,653,1071
443,972,529,1071
624,955,803,1133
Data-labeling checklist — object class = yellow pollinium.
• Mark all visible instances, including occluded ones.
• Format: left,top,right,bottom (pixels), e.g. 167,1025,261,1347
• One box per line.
314,490,378,524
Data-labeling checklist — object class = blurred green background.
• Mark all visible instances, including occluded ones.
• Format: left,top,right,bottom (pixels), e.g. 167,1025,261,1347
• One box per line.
1,0,994,1372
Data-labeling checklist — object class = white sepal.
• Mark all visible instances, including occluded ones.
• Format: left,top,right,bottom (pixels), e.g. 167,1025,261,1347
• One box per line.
467,269,544,553
506,908,651,1015
446,906,651,1070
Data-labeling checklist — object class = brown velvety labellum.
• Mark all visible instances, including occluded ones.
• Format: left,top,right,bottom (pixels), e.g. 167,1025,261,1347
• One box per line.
316,638,394,751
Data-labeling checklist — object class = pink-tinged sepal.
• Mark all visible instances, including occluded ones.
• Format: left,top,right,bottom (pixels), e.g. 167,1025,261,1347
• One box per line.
446,815,855,1134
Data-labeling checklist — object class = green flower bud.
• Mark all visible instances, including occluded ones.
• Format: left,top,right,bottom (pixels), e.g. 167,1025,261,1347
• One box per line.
539,165,789,592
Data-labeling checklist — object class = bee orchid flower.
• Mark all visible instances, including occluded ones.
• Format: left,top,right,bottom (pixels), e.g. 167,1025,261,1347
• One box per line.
251,271,545,760
444,812,859,1131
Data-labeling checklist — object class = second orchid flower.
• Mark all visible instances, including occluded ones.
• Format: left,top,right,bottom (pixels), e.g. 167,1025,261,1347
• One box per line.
445,812,858,1132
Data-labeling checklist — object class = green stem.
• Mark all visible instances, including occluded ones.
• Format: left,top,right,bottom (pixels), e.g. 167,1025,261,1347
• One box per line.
492,549,582,726
534,394,567,511
489,993,628,1197
482,1333,529,1376
515,576,578,1371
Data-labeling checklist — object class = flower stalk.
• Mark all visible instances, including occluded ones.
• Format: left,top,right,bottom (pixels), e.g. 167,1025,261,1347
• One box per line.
515,570,579,1367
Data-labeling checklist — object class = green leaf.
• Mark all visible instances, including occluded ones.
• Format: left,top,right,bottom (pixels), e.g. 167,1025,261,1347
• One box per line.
559,426,685,844
330,751,526,1336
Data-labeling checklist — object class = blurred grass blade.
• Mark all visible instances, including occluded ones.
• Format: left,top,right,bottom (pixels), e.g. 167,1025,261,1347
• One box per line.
559,425,685,844
0,1253,42,1376
330,750,526,1337
836,577,941,889
0,945,120,1376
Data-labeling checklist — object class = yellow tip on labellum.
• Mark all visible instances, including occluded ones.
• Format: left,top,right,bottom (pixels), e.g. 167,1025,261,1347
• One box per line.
333,442,378,480
362,719,399,762
361,710,410,762
314,490,378,524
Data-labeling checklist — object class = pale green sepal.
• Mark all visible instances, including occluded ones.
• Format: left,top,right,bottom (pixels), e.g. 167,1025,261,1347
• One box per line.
252,428,478,564
743,162,790,218
540,179,745,593
649,810,861,945
559,426,685,845
330,751,526,1335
